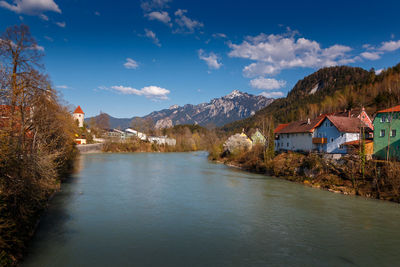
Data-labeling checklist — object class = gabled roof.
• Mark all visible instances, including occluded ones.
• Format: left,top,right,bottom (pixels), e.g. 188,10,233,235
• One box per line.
275,116,326,134
377,105,400,114
325,116,371,133
74,105,84,114
274,123,289,134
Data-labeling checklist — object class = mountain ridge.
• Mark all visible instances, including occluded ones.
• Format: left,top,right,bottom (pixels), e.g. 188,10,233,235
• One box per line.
86,90,274,129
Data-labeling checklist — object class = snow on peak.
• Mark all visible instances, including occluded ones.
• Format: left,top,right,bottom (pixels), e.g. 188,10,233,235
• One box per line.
225,90,244,99
169,104,179,110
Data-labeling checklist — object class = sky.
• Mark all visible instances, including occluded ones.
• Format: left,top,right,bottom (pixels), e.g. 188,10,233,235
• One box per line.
1,0,400,118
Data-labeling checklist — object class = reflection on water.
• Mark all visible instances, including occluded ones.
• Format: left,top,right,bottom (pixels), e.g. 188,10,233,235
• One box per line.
23,152,400,266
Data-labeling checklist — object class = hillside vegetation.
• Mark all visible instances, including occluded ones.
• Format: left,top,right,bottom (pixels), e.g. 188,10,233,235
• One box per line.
223,64,400,132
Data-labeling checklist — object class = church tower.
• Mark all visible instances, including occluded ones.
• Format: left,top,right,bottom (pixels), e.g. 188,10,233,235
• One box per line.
73,105,85,128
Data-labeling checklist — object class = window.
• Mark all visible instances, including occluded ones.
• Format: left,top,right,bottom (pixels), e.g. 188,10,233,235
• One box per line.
341,133,344,137
330,138,334,143
381,116,386,123
287,143,289,147
380,129,385,137
391,130,397,137
339,144,344,149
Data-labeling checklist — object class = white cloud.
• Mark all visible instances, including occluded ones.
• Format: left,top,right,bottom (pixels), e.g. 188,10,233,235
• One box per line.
250,77,286,90
146,11,171,25
174,9,203,34
212,33,227,39
379,40,400,52
260,91,284,98
198,49,222,70
56,21,65,27
44,35,53,42
141,0,171,12
144,29,161,47
361,51,382,60
0,0,61,15
31,44,44,51
124,58,139,69
375,68,384,75
110,85,170,100
56,85,69,89
39,13,48,20
228,32,355,77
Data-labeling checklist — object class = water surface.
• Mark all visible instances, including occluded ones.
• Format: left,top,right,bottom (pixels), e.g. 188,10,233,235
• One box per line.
23,152,400,266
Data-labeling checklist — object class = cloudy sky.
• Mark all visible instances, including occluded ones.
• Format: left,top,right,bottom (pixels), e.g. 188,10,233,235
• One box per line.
1,0,399,117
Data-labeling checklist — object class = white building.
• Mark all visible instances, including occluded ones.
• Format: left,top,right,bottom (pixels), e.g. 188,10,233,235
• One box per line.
73,105,85,128
274,116,325,152
148,136,176,146
275,115,372,154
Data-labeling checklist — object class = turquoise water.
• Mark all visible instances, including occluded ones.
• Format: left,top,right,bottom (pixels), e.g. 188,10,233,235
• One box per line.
23,152,400,266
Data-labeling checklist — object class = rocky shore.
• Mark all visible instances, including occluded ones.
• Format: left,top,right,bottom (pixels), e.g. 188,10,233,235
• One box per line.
214,151,400,203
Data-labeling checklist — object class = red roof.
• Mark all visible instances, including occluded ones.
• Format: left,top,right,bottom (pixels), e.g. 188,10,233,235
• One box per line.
274,123,289,134
74,105,84,114
377,105,400,114
275,116,326,134
326,116,371,133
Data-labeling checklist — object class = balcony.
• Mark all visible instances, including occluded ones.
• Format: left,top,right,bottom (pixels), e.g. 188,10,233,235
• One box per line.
312,137,327,144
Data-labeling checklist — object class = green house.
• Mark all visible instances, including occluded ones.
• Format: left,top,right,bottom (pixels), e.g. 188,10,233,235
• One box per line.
251,129,267,146
373,105,400,161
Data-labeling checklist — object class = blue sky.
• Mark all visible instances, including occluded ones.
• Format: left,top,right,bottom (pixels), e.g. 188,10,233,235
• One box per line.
1,0,400,118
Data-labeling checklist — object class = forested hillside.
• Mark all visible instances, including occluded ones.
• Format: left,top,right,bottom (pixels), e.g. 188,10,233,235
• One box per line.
222,64,400,132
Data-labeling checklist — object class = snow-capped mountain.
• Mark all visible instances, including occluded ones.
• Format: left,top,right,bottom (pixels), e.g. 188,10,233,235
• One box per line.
145,90,274,128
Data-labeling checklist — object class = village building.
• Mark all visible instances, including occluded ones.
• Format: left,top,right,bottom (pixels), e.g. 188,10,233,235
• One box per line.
313,116,372,154
73,105,85,128
148,136,177,146
332,107,374,131
124,128,147,140
274,116,326,152
274,112,372,154
373,105,400,161
250,129,267,146
107,128,126,139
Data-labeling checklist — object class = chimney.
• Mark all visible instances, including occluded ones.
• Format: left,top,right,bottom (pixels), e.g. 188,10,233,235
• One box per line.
307,118,311,125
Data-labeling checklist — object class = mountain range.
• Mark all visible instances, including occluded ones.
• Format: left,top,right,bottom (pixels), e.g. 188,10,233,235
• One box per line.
86,90,274,129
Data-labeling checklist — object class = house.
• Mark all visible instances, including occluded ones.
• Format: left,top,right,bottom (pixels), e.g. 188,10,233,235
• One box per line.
343,139,374,157
73,106,85,128
0,105,33,137
313,116,372,154
224,132,253,153
124,128,147,140
107,129,126,139
251,129,266,146
148,136,176,146
274,116,326,152
373,105,400,161
333,107,374,131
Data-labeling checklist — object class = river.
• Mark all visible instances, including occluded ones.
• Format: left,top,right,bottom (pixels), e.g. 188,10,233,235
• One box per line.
23,152,400,266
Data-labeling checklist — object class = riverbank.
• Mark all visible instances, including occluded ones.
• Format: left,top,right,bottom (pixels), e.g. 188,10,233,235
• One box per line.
212,148,400,203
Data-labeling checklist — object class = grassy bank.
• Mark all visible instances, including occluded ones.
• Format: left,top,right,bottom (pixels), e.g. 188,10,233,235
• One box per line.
211,146,400,203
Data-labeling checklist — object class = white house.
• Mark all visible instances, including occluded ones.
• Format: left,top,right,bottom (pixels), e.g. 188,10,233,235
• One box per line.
274,116,326,152
148,136,176,146
73,105,85,128
124,128,147,141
